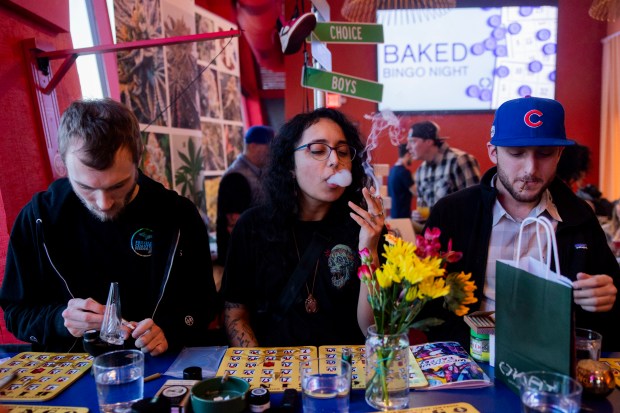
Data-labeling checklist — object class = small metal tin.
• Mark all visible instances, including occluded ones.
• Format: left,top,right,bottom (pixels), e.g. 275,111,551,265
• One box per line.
248,387,270,412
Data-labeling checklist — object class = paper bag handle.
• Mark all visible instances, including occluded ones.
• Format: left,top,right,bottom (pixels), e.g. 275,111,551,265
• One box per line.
515,216,561,279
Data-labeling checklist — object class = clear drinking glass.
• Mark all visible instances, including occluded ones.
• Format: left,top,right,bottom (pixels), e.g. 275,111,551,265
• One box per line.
575,328,602,361
518,371,582,413
416,198,430,221
94,349,144,413
301,357,351,413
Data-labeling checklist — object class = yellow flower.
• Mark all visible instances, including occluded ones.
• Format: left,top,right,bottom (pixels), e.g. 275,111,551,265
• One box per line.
384,234,399,245
419,276,450,300
360,232,478,335
374,268,392,288
444,272,478,316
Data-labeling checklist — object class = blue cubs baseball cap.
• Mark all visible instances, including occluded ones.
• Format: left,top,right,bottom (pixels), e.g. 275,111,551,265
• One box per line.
490,97,576,147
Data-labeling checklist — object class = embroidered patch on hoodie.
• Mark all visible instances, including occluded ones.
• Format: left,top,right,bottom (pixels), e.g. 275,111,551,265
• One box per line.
131,228,154,257
574,244,588,250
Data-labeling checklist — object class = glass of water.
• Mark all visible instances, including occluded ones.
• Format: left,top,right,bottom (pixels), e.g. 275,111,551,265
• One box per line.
94,349,144,413
518,371,582,413
575,328,602,361
300,357,351,413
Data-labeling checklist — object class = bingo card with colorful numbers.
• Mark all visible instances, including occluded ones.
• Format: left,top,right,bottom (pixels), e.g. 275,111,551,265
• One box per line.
215,345,428,392
0,405,89,413
0,353,93,401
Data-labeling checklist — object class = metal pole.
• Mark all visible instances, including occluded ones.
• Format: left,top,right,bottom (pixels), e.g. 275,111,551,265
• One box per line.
311,6,325,109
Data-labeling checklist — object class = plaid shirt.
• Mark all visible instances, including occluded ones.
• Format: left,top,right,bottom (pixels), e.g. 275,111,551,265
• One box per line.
414,142,481,206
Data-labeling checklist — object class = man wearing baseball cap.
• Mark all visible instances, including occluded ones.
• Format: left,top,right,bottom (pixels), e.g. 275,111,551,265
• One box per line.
422,97,619,350
407,120,481,224
216,126,274,267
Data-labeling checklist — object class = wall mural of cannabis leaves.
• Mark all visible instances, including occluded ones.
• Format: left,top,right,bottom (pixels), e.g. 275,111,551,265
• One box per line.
115,0,167,126
115,0,243,233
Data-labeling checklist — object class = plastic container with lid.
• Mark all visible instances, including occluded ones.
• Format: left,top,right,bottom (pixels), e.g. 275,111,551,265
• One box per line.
248,387,270,412
470,329,490,362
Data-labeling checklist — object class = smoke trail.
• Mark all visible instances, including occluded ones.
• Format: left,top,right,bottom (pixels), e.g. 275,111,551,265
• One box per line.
361,109,405,195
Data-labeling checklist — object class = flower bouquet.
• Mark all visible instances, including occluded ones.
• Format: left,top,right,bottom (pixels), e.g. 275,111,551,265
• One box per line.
359,228,477,410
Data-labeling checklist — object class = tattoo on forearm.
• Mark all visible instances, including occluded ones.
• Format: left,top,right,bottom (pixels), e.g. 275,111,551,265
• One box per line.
224,302,258,347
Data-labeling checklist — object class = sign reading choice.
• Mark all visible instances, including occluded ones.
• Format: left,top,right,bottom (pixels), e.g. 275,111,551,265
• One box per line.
311,22,384,44
302,66,383,103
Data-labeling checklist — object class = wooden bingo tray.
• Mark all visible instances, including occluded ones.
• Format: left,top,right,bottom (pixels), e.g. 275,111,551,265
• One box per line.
215,345,428,392
0,352,93,401
216,346,315,392
318,345,427,390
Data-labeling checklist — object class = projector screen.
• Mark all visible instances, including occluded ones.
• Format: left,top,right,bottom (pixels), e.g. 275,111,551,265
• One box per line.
377,6,558,113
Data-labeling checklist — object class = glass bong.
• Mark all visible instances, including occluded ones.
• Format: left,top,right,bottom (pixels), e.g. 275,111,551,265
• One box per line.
83,282,126,356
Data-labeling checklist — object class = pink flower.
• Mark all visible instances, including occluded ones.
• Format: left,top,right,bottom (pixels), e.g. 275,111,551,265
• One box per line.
441,239,463,263
424,227,441,241
358,264,373,280
415,228,442,258
415,228,463,264
359,248,372,264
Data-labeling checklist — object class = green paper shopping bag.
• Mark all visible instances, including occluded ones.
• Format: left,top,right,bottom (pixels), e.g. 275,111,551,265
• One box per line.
495,217,574,393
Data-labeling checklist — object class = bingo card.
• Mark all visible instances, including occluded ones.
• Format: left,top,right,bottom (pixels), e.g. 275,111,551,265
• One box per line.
0,353,92,401
318,345,428,389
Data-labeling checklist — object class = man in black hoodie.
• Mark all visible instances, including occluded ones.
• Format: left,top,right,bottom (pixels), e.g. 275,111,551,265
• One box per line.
0,98,220,355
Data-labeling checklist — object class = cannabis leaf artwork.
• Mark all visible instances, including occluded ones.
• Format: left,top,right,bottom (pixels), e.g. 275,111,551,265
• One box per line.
174,138,205,210
115,0,167,126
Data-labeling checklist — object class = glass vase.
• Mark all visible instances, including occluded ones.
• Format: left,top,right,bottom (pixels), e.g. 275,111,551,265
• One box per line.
365,325,410,410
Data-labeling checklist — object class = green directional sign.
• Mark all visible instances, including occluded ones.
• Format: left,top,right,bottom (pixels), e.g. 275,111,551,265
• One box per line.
312,22,384,44
302,66,383,103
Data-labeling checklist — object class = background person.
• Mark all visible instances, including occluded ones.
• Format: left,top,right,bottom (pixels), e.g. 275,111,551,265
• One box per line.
423,97,619,350
0,98,220,355
216,125,274,267
556,143,591,191
407,120,480,225
602,201,620,258
387,143,415,219
576,184,615,222
555,143,614,219
222,108,384,347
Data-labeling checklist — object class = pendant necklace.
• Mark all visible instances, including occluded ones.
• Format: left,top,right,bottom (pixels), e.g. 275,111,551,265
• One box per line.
292,231,319,314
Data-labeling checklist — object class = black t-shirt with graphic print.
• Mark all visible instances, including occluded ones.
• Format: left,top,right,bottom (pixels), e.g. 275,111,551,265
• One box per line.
223,206,366,347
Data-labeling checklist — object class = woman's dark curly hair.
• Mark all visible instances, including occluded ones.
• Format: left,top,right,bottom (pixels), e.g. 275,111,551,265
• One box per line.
264,108,370,228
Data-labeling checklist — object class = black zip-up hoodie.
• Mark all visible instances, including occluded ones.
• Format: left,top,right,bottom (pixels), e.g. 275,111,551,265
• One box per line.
0,171,220,352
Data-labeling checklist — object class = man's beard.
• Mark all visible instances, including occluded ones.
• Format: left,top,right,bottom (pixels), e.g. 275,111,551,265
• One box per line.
496,164,550,204
81,179,138,222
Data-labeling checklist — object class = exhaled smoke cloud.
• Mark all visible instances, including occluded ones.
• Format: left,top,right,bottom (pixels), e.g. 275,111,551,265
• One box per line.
327,169,353,187
361,110,405,195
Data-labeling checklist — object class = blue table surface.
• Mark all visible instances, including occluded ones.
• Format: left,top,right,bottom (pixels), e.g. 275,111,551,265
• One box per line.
0,350,619,413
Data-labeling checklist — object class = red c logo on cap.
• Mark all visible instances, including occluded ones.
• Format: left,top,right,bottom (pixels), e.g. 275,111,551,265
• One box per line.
524,109,543,128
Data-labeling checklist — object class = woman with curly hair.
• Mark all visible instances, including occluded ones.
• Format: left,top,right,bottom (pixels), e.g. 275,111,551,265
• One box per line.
222,108,385,347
